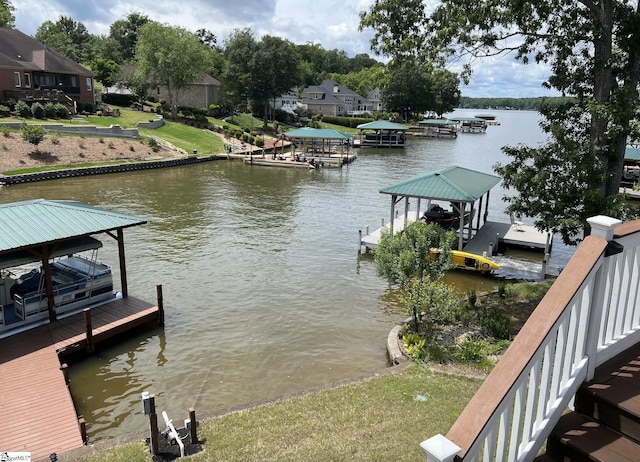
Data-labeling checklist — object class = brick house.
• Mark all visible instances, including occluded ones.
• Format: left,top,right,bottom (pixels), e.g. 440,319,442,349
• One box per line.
0,27,95,110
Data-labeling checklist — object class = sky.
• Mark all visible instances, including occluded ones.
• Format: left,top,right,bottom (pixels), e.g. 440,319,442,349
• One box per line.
12,0,558,98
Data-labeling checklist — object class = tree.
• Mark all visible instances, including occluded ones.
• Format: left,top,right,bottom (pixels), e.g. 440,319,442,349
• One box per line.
374,221,456,330
91,58,120,92
360,0,640,244
21,124,46,152
35,16,95,63
0,0,15,27
224,30,302,127
381,60,432,120
108,12,150,63
136,22,211,119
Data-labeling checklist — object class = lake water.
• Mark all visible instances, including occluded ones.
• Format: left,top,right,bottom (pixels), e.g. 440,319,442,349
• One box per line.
0,109,569,441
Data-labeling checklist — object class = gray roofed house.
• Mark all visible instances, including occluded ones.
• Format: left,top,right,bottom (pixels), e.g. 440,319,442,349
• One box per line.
0,27,95,109
302,79,374,117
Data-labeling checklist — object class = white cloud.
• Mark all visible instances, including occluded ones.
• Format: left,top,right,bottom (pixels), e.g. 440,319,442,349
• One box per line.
13,0,557,97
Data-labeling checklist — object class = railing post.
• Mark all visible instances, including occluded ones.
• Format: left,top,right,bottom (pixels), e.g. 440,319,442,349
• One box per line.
420,434,461,462
584,215,622,380
156,284,164,326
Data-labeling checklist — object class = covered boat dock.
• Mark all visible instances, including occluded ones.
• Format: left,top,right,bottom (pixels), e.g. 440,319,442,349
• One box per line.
0,199,163,459
360,166,553,267
353,120,409,148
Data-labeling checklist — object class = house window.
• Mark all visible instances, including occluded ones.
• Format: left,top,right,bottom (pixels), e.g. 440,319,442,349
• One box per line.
86,77,92,91
24,73,31,88
14,72,21,87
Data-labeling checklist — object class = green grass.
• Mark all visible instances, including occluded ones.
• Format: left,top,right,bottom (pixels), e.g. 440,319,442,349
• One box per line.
71,365,481,462
81,109,225,155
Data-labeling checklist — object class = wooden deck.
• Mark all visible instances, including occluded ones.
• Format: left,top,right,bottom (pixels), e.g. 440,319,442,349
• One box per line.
0,296,159,460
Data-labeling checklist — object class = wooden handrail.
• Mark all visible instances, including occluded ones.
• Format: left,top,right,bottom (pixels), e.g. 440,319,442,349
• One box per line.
422,216,640,462
446,235,608,460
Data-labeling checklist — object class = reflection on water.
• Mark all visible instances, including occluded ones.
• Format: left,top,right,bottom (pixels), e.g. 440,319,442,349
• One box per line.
0,109,574,441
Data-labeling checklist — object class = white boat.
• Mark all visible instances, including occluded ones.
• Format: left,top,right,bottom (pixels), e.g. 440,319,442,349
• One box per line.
416,119,458,138
0,238,116,335
451,117,488,133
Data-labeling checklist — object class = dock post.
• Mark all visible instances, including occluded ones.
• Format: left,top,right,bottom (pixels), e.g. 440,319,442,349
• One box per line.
189,407,199,443
83,309,94,352
542,253,549,278
78,417,88,444
489,243,493,256
149,394,159,455
60,363,70,386
156,284,164,326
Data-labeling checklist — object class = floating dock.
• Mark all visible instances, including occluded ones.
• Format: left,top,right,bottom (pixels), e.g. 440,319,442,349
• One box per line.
0,296,161,460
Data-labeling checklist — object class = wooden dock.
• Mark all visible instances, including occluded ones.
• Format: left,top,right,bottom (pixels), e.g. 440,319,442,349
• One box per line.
0,296,160,460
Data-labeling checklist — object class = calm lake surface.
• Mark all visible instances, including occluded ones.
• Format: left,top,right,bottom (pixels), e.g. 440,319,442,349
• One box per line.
0,109,570,441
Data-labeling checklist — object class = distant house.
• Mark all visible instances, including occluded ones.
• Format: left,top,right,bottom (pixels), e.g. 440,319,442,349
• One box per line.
271,88,307,115
301,80,374,117
367,87,385,112
0,27,95,111
107,65,221,113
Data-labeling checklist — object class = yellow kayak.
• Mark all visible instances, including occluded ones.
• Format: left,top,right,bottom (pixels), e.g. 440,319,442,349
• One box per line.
430,249,500,273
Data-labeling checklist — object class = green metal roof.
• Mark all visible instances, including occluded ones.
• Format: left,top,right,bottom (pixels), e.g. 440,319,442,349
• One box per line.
450,117,485,122
625,146,640,161
283,127,351,139
380,166,501,202
0,199,147,254
356,120,409,131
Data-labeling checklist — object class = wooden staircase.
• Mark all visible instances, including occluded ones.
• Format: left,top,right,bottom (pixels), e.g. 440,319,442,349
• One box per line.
542,343,640,461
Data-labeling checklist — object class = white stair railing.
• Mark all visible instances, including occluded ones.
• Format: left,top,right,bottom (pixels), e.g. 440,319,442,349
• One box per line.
422,215,640,462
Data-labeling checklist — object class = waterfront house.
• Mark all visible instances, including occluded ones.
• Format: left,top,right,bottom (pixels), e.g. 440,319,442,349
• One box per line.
0,27,95,111
302,79,374,117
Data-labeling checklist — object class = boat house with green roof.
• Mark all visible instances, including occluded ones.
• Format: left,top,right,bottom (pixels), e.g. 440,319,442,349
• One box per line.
353,120,409,148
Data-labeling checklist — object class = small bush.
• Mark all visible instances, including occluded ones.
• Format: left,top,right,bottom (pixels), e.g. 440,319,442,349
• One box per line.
31,102,46,119
0,126,12,137
21,124,46,148
15,100,31,118
54,103,69,119
467,289,477,308
255,138,265,148
454,338,486,362
50,135,60,145
479,308,511,340
148,137,159,152
44,102,57,119
402,333,427,360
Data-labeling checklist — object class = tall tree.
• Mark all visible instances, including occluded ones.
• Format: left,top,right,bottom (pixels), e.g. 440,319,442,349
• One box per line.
35,16,95,63
361,0,640,244
0,0,15,27
224,29,302,126
250,35,302,127
108,12,150,63
136,22,211,119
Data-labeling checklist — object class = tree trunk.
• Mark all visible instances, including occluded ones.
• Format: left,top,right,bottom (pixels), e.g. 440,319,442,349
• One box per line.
591,0,616,197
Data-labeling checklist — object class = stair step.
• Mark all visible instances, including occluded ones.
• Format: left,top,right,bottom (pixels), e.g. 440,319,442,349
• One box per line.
575,347,640,443
547,411,640,461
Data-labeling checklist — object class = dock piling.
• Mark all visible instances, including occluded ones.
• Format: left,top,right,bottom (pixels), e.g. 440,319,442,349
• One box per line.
156,284,164,326
78,418,87,444
188,407,199,443
83,309,93,352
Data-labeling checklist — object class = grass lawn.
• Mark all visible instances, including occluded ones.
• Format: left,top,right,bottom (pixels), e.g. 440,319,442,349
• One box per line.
70,365,481,462
82,110,225,155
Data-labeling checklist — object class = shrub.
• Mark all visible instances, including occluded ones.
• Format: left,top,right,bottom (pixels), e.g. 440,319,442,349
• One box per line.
148,137,159,152
44,102,57,119
0,104,11,117
479,308,511,340
402,333,427,360
467,289,477,308
454,338,486,362
15,100,31,118
54,103,69,119
255,138,265,148
21,124,46,149
0,125,12,137
30,102,46,119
